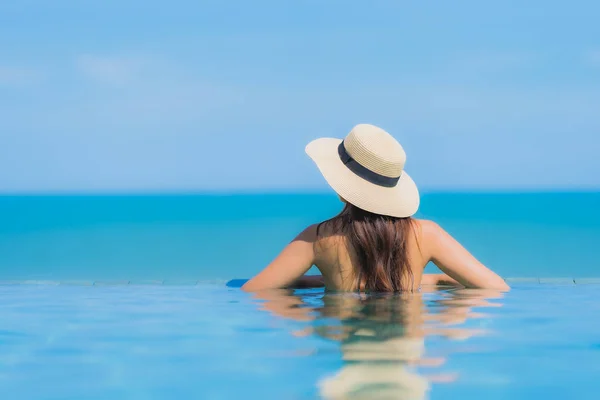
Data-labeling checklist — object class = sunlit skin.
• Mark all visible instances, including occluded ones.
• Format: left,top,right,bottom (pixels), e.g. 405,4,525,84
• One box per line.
243,196,509,293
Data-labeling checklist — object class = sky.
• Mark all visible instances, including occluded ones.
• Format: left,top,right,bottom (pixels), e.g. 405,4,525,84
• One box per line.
0,0,599,193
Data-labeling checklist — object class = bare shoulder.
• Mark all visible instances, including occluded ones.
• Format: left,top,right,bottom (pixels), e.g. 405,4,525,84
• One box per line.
310,220,346,266
311,220,342,246
241,223,320,292
295,223,319,242
413,219,444,241
411,219,447,258
413,219,509,291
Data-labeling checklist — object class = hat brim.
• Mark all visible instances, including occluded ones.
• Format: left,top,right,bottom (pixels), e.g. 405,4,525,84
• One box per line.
306,138,419,218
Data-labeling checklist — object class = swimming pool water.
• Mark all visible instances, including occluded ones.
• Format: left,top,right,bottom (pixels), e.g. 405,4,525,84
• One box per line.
1,282,599,399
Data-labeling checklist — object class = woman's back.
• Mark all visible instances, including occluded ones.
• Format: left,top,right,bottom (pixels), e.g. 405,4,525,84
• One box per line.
312,205,426,292
242,212,509,292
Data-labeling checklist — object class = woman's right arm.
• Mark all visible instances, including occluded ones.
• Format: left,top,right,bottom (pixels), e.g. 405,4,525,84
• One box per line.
420,220,509,291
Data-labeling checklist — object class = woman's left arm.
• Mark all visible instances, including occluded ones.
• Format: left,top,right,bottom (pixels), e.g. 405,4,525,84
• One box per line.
242,225,318,292
288,275,324,289
421,273,462,287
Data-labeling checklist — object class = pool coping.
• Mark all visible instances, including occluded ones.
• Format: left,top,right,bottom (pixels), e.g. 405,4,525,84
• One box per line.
0,277,598,286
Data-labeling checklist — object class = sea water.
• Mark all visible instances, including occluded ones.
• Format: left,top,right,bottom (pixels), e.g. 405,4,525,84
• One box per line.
0,192,598,281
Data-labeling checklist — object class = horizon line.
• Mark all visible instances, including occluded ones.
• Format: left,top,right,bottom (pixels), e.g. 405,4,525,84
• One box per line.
0,187,599,197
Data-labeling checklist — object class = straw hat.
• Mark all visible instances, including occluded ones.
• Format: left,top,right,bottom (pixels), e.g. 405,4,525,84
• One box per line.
306,124,419,218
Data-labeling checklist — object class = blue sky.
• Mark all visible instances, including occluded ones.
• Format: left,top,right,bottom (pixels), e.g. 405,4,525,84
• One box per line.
0,0,599,192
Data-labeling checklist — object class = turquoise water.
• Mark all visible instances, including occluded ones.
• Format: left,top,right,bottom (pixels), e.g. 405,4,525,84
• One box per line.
0,192,599,280
1,193,600,399
1,282,600,399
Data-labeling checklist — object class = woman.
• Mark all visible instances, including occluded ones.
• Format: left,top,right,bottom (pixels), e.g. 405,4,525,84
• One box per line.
243,124,509,292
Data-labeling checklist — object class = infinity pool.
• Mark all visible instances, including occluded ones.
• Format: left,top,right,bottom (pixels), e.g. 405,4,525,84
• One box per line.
1,282,599,399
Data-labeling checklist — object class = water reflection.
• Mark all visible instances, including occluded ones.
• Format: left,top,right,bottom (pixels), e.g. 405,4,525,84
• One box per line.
252,287,504,399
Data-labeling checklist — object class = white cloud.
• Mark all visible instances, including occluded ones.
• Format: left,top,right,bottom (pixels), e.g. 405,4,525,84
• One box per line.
0,66,39,85
75,54,142,85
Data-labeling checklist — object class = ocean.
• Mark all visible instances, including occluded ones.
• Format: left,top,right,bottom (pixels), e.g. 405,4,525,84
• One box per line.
0,192,598,281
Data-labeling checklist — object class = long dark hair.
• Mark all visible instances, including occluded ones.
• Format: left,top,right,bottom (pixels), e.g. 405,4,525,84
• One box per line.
316,203,417,292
